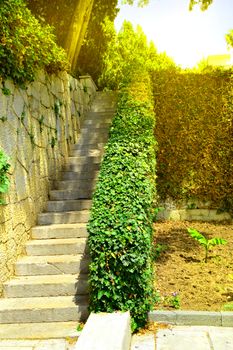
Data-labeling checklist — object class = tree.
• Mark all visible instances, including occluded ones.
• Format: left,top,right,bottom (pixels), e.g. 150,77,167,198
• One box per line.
77,0,119,83
98,21,176,89
225,30,233,49
122,0,213,10
188,0,213,10
122,0,213,11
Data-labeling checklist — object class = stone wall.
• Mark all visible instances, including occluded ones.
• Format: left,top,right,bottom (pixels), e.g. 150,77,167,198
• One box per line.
0,71,96,295
157,198,232,222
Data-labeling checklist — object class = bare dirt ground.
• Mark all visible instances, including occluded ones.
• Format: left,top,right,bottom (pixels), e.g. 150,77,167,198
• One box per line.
153,220,233,311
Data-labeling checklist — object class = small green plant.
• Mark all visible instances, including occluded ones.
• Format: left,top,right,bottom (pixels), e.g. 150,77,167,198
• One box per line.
1,86,11,96
76,323,84,332
222,302,233,311
0,116,7,122
0,149,10,204
169,292,180,309
38,115,45,133
50,136,57,148
187,228,227,263
152,206,164,222
152,243,168,261
158,291,181,310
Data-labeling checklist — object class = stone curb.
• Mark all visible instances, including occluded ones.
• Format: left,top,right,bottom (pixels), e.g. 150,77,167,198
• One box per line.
148,310,233,327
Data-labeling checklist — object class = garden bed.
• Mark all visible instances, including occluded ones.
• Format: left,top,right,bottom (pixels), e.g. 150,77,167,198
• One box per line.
153,220,233,311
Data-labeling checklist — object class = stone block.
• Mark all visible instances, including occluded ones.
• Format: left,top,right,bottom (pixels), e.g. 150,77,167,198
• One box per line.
75,312,131,350
175,311,221,326
148,311,176,324
156,327,210,350
221,312,233,327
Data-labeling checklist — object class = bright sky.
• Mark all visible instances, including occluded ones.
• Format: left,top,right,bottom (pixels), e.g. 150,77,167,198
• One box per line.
115,0,233,67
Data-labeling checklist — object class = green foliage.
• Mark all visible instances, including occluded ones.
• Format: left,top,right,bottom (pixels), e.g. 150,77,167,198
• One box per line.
77,0,119,84
122,0,213,10
0,0,69,86
225,29,233,49
0,149,10,205
189,0,213,10
152,69,233,212
165,292,180,309
187,228,227,263
88,71,157,331
152,243,168,261
99,21,176,90
222,302,233,311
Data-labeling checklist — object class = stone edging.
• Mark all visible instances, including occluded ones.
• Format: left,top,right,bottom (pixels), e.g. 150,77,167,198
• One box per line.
148,310,233,327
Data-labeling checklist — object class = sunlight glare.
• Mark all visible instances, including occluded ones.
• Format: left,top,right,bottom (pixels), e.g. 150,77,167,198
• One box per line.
115,0,230,68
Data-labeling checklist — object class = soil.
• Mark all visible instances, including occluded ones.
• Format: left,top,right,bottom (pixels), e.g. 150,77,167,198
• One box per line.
153,220,233,311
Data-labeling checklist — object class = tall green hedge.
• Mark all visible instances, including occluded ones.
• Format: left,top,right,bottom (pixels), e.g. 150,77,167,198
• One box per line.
152,69,233,213
87,72,157,331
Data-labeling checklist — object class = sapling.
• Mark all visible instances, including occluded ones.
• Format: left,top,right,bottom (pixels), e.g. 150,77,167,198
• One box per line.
187,228,227,263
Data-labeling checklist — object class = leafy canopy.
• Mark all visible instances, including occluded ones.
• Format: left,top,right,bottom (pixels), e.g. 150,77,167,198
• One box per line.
99,21,176,89
122,0,213,10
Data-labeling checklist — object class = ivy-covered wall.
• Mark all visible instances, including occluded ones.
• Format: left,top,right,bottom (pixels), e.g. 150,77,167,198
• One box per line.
0,72,96,295
152,70,233,218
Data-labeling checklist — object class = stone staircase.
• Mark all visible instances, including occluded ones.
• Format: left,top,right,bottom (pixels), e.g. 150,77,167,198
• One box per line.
0,91,117,339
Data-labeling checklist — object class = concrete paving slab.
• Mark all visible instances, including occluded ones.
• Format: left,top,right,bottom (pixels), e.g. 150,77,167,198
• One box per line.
156,327,211,350
208,327,233,350
131,334,154,350
0,339,76,350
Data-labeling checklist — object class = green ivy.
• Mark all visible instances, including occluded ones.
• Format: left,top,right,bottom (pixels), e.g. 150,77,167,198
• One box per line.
0,149,10,205
0,0,69,86
88,71,157,331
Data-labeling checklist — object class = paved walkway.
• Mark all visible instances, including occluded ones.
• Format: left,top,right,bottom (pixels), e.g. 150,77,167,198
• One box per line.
0,339,76,350
131,326,233,350
1,325,233,349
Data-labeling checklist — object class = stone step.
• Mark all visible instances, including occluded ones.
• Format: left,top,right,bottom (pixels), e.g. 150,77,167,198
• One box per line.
67,155,102,166
0,321,79,339
3,274,88,298
79,127,110,136
15,254,90,276
50,189,93,200
38,210,90,225
32,223,88,239
61,170,99,181
53,180,96,191
47,199,92,212
0,296,89,323
76,133,109,145
81,119,112,128
0,321,78,340
26,238,88,256
91,106,116,113
70,148,103,157
80,126,110,133
63,162,100,173
71,142,105,151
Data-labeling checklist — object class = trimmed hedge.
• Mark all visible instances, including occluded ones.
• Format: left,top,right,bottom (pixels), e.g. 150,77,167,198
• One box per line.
152,69,233,213
87,72,157,331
